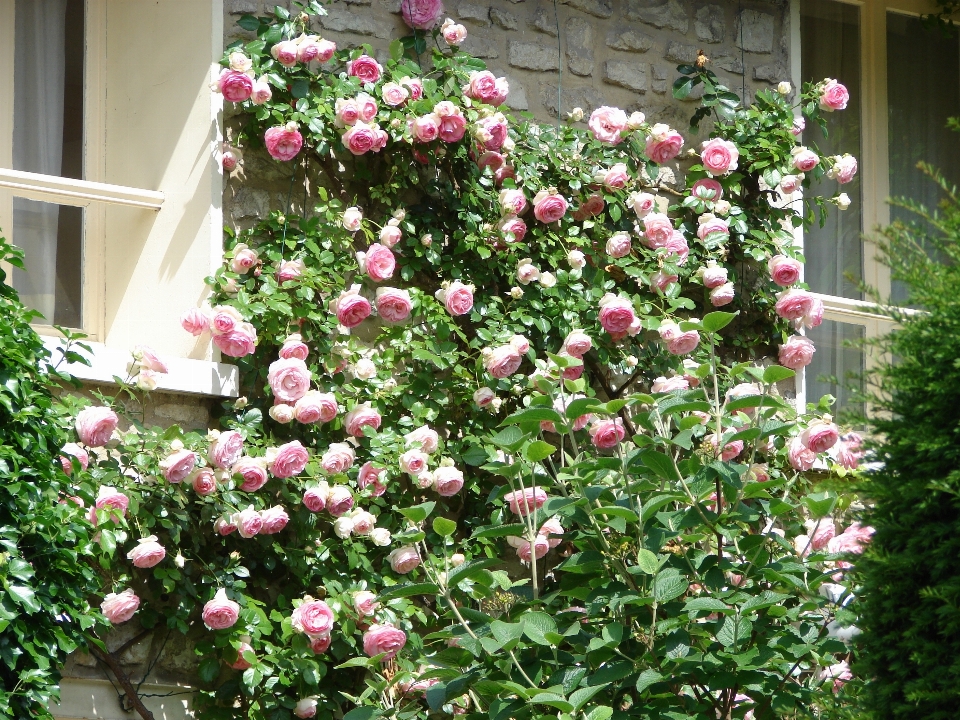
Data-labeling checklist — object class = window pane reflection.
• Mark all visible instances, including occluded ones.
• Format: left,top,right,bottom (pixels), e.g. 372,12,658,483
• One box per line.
806,319,864,418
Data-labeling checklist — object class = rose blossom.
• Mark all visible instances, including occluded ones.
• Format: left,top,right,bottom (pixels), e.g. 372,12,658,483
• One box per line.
271,39,299,67
388,545,421,574
477,113,508,150
828,523,875,555
234,506,263,538
438,280,474,316
701,263,728,289
203,588,240,630
210,305,242,336
589,418,626,449
504,487,547,516
411,113,441,143
321,443,356,475
819,79,849,111
532,190,568,224
597,162,629,189
652,375,689,393
515,258,540,285
779,174,803,194
435,102,467,142
651,270,678,294
381,82,409,107
606,232,632,259
697,214,730,241
827,154,858,185
768,255,802,287
217,69,253,103
251,77,272,105
303,485,329,513
779,335,816,370
380,224,402,248
363,624,407,660
433,465,464,496
180,308,210,336
485,344,522,379
264,125,303,162
191,467,217,495
836,433,864,470
806,518,837,551
788,436,817,471
598,294,636,335
374,287,413,324
347,54,383,84
574,194,605,220
215,515,237,536
562,330,592,358
691,178,723,202
629,192,657,218
267,357,312,404
296,35,322,63
588,106,628,144
233,456,269,492
801,418,840,453
76,406,118,447
342,206,363,232
214,323,257,358
405,425,440,454
209,430,243,469
344,404,382,437
102,589,140,624
334,285,372,328
659,320,701,356
160,449,197,484
498,188,528,217
700,138,739,176
276,259,305,284
354,590,379,617
328,487,354,517
642,212,674,248
401,0,444,29
441,17,467,44
645,123,684,164
342,121,388,155
127,536,166,569
292,390,336,425
315,39,336,63
230,641,255,670
335,97,363,126
59,443,89,474
516,537,550,562
539,517,565,548
230,244,258,274
473,387,495,407
358,462,387,496
775,289,823,327
498,215,527,243
710,282,736,307
267,440,309,478
291,599,334,638
792,146,819,173
705,434,744,461
566,250,586,270
350,509,376,535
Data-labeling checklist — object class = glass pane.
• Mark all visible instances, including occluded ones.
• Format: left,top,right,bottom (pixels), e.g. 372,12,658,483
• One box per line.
800,0,863,300
10,0,84,327
887,11,960,303
806,319,864,418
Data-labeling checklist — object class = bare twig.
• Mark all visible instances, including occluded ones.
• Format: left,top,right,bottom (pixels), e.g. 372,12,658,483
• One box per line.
87,642,156,720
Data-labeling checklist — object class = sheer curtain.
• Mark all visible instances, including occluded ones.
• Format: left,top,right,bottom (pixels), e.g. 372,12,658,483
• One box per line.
11,0,68,322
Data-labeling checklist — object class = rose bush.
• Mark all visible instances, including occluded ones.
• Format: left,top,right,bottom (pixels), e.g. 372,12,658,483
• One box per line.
11,4,872,719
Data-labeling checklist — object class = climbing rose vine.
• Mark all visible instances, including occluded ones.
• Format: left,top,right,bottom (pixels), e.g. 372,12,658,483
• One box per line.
45,3,871,719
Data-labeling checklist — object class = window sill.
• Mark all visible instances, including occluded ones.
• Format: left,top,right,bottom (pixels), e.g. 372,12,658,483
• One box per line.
42,337,239,398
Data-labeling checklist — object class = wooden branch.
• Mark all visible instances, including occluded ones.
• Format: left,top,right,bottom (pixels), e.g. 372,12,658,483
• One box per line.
88,642,156,720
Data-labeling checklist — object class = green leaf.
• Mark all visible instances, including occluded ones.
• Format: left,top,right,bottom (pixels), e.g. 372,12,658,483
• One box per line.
447,558,501,586
524,440,557,463
594,506,639,522
684,597,729,614
585,706,613,720
570,686,605,711
290,78,311,98
7,585,40,613
98,528,116,555
566,398,604,420
702,311,738,333
803,491,838,519
399,501,436,523
199,656,220,684
636,549,660,575
501,407,563,426
491,426,525,449
640,450,680,481
673,76,695,99
763,365,796,384
653,569,689,603
342,708,381,720
531,693,573,712
522,612,558,645
432,517,457,537
378,583,439,601
716,615,753,648
472,523,526,539
236,14,260,32
490,619,525,645
635,669,665,693
335,657,378,670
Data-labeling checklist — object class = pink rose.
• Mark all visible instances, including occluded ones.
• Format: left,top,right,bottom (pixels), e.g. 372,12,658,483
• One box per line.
574,194,605,221
473,387,495,407
363,624,407,660
180,308,210,336
335,97,362,126
651,270,678,294
691,178,723,202
645,124,684,164
76,406,118,447
642,213,674,248
702,264,728,289
59,443,89,474
326,485,355,517
807,519,837,550
828,154,858,184
659,320,700,356
516,537,550,562
401,76,424,100
412,113,440,143
485,344,522,379
295,391,338,425
819,79,849,111
401,0,444,29
296,37,321,63
271,40,299,67
836,433,864,470
381,82,409,107
280,333,309,360
376,287,413,323
498,189,527,216
533,190,568,224
666,233,690,265
251,77,272,105
202,588,241,630
260,505,289,535
268,357,312,403
652,376,689,393
214,325,257,358
215,515,238,536
775,289,823,328
598,294,636,335
464,71,507,105
351,509,376,535
127,536,166,569
310,634,331,654
101,589,140,624
229,641,255,670
441,18,467,45
212,305,244,335
230,245,258,274
303,485,328,513
768,255,802,287
344,404,382,437
234,506,263,538
700,138,739,176
315,39,336,63
191,467,217,495
437,108,467,143
270,404,293,423
208,430,243,470
710,282,735,307
779,174,802,194
134,346,168,373
405,426,440,454
335,286,372,328
347,54,383,84
598,163,629,189
589,418,626,449
268,441,309,479
779,335,815,370
588,106,628,144
388,545,421,574
380,224,402,247
233,456,269,492
433,466,464,496
629,192,657,217
792,147,819,173
706,434,743,461
361,244,396,282
358,462,387,496
354,590,379,617
321,443,355,475
441,281,474,316
504,487,547,516
788,436,817,471
160,449,197,484
277,259,305,284
539,517,564,547
477,114,508,150
400,449,428,476
801,419,840,453
606,232,632,259
697,214,730,241
264,126,303,162
342,121,388,155
218,69,253,103
563,330,592,358
498,215,527,243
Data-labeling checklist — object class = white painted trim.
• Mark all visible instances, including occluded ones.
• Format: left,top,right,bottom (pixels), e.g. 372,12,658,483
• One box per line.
0,168,164,209
42,336,239,398
52,678,195,720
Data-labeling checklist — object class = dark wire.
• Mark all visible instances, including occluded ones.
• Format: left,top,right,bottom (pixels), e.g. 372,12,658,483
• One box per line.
553,0,562,129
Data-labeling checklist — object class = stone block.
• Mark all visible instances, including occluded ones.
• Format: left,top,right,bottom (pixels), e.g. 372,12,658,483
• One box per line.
460,32,501,59
736,9,775,54
540,83,605,118
626,0,689,34
714,54,744,74
603,60,648,93
532,2,558,35
230,187,270,222
665,41,698,64
606,27,654,53
565,17,595,77
695,4,725,43
228,0,258,13
754,63,788,83
490,7,518,29
562,0,613,19
320,6,395,39
651,64,669,93
509,41,560,71
458,2,492,26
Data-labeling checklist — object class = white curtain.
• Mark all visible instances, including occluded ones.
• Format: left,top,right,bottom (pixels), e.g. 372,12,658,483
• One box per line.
11,0,68,322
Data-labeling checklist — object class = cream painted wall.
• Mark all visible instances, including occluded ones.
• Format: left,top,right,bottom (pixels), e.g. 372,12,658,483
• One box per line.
52,678,194,720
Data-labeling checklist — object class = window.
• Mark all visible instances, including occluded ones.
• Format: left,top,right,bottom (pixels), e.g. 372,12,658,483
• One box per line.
0,0,224,367
795,0,960,414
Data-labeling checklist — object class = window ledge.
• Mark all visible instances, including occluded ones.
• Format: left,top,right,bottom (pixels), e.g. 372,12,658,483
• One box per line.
0,167,164,209
42,337,239,398
814,293,923,321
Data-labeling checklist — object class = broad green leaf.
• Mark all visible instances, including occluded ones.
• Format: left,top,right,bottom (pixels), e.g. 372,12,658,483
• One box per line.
491,426,525,449
198,656,220,683
716,614,753,648
522,612,558,645
570,686,605,711
524,440,557,463
653,569,689,603
447,558,501,586
378,583,438,601
635,669,664,693
490,619,525,646
803,491,838,519
684,597,729,614
702,311,738,333
472,523,526,539
432,517,457,537
641,450,680,481
342,708,382,720
763,365,796,384
594,506,639,522
7,585,40,613
399,501,436,523
585,706,613,720
501,407,563,426
636,549,660,575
